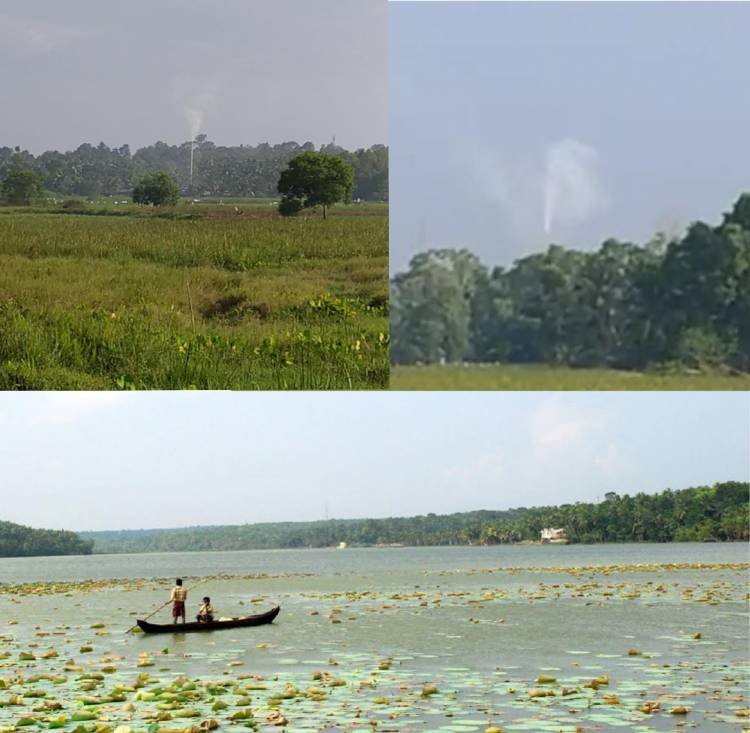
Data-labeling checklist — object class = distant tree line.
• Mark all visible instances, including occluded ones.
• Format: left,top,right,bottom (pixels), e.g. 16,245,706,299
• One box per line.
0,138,387,201
81,482,749,553
472,481,749,545
0,520,94,557
392,195,750,372
81,511,519,554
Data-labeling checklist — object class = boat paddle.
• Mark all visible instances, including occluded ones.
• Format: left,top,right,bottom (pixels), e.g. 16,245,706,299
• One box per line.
125,578,209,634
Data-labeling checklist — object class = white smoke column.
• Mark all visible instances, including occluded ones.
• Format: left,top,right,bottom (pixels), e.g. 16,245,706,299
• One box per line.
543,139,607,235
184,89,215,138
183,89,216,187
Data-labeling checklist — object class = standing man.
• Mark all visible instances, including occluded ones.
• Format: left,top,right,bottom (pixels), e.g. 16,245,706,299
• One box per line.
171,578,187,623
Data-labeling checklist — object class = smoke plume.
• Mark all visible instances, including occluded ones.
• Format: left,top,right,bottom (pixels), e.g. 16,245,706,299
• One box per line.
184,90,215,141
543,138,607,235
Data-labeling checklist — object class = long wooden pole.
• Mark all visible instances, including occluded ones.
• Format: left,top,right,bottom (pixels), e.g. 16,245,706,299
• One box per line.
126,578,209,634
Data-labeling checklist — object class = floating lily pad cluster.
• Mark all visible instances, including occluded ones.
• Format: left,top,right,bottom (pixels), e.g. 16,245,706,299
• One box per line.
0,576,316,601
0,561,747,732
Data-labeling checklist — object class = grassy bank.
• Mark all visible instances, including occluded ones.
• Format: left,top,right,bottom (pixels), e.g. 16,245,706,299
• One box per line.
0,202,388,389
390,364,750,390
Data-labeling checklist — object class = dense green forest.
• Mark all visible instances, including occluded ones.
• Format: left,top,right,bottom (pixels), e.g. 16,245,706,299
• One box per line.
82,482,748,553
0,139,387,201
471,481,749,545
0,520,94,557
392,195,750,372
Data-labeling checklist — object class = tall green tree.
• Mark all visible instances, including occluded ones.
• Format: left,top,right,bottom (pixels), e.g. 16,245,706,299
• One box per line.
277,152,354,218
391,249,486,364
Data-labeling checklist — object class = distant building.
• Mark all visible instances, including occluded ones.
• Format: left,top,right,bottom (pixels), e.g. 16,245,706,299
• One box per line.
540,527,568,544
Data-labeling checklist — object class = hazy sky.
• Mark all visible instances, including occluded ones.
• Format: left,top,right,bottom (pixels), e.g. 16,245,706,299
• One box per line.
390,1,750,271
0,0,387,154
0,392,747,531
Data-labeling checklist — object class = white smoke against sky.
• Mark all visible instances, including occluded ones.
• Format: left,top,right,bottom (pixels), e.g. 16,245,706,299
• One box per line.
174,79,221,141
469,137,608,251
471,145,543,242
184,90,215,140
542,138,608,235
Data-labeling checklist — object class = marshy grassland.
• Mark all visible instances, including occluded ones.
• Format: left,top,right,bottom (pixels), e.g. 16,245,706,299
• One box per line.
0,201,388,389
390,364,750,391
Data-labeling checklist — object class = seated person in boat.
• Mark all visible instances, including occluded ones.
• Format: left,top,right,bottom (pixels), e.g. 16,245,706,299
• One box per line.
196,596,215,623
170,578,187,623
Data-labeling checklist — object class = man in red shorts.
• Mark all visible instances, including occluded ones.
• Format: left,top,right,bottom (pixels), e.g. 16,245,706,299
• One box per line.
170,578,187,623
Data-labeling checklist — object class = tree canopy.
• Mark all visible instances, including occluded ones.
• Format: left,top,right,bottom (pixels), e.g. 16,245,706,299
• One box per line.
81,481,748,552
132,171,180,206
0,520,94,557
1,166,42,205
392,194,750,372
0,139,387,201
277,152,354,218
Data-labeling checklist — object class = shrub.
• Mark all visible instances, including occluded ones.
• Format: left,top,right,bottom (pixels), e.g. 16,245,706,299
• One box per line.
675,327,735,371
278,196,304,217
133,172,180,206
61,198,87,211
1,168,43,206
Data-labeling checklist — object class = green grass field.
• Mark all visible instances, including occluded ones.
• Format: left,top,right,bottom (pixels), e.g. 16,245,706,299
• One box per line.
0,201,388,389
390,364,750,390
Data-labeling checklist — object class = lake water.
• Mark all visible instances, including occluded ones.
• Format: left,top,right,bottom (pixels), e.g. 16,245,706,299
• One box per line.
0,544,748,731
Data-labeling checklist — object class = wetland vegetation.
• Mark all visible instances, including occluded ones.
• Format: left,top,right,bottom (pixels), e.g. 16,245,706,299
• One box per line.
0,544,747,732
0,201,387,390
0,140,387,390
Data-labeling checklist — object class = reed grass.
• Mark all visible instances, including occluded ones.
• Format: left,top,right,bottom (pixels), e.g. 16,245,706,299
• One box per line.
0,205,388,389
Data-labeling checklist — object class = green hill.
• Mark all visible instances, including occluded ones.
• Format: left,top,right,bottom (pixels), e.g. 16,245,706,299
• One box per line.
0,520,94,557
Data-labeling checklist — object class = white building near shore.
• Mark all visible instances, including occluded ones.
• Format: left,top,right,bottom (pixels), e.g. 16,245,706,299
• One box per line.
540,527,568,543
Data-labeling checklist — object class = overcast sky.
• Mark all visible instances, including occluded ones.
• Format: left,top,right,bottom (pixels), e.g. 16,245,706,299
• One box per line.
0,392,746,532
390,1,750,271
0,0,386,154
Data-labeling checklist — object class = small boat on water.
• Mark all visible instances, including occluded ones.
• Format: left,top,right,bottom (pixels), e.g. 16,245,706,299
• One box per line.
137,606,280,634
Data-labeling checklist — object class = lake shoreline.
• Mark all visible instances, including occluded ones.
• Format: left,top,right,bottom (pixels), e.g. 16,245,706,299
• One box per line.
3,537,749,561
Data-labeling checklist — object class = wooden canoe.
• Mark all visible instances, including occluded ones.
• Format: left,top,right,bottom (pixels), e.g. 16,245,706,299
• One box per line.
137,606,280,633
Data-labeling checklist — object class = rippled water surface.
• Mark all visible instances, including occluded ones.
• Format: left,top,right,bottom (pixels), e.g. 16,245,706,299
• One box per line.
0,544,747,731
